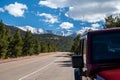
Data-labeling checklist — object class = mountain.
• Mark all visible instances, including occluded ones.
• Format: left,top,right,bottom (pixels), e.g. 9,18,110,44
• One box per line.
34,34,73,51
18,26,77,37
18,26,44,34
6,25,26,36
52,29,73,36
68,32,77,38
5,25,74,51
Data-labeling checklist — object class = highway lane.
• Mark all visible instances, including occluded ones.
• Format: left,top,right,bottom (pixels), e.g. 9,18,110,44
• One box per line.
0,52,74,80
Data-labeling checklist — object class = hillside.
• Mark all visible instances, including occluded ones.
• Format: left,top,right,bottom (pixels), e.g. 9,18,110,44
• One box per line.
35,34,73,51
6,25,26,36
6,25,73,51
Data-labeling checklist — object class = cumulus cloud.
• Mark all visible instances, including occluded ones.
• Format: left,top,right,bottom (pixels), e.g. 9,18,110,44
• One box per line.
76,23,100,34
91,23,100,28
37,13,58,24
68,0,120,22
18,25,44,34
0,8,4,12
60,22,74,29
76,27,94,35
39,0,70,9
4,2,28,17
69,0,120,22
76,27,90,35
39,0,120,22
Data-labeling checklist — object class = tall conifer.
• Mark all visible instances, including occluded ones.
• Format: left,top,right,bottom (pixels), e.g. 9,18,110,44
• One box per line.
11,29,23,57
22,30,34,56
0,21,9,59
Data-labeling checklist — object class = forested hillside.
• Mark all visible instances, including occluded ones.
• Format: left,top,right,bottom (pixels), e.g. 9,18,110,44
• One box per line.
0,21,59,59
6,24,73,52
0,21,73,59
34,34,73,51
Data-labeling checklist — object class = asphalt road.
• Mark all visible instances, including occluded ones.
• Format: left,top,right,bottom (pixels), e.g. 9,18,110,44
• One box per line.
0,52,74,80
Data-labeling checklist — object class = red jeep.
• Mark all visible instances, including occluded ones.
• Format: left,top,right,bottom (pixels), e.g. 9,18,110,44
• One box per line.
72,28,120,80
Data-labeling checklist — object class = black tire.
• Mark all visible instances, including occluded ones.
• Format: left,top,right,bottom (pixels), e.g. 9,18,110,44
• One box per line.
74,68,82,80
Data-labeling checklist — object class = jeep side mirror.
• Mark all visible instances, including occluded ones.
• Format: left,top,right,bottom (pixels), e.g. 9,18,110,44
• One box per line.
72,55,84,68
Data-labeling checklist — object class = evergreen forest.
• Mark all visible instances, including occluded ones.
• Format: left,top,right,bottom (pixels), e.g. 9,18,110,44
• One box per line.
0,21,73,59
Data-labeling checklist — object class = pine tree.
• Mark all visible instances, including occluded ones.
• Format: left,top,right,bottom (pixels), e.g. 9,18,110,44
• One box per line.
71,34,81,54
11,29,23,57
48,43,57,52
22,30,34,56
7,35,14,58
0,21,9,59
34,38,41,54
104,15,120,29
5,30,13,58
52,44,57,52
48,43,52,52
41,42,48,53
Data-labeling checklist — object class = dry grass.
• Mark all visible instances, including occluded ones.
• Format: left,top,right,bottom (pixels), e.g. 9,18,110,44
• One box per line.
0,52,59,64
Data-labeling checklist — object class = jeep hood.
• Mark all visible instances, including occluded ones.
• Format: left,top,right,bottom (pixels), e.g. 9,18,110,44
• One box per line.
98,68,120,80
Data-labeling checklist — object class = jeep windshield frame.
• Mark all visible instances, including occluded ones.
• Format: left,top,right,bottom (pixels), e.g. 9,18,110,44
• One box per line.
88,29,120,64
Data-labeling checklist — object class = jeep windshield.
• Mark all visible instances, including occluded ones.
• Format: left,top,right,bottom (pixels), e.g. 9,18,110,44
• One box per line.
91,32,120,63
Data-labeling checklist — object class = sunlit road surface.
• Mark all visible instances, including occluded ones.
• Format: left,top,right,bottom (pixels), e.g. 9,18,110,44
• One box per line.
0,52,74,80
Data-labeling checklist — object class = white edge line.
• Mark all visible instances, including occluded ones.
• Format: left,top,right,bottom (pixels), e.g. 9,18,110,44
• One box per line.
18,57,61,80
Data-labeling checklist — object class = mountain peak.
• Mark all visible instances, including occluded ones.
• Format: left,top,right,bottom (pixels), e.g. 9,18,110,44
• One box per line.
18,26,44,34
17,26,77,37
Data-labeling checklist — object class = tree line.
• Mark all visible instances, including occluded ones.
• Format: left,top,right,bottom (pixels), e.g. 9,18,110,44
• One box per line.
0,21,57,59
71,34,80,54
104,15,120,29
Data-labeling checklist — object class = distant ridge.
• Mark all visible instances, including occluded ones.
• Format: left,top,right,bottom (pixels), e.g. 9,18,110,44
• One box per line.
5,25,74,51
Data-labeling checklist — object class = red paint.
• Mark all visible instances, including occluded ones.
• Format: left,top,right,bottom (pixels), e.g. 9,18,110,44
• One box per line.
98,68,120,80
86,28,120,76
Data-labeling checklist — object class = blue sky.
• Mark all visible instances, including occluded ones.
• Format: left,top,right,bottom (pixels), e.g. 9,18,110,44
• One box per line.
0,0,120,34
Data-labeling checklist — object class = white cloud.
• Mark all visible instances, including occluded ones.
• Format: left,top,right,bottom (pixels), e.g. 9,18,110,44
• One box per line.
4,2,28,17
0,8,4,12
68,0,120,22
39,0,70,9
18,25,44,34
37,13,58,24
76,30,83,35
76,27,91,35
91,23,100,28
76,23,100,35
60,22,74,29
39,0,120,22
65,12,69,17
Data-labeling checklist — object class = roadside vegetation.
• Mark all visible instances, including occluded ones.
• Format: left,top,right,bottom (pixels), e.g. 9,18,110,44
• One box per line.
104,15,120,29
71,34,81,54
1,15,119,59
0,21,57,59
